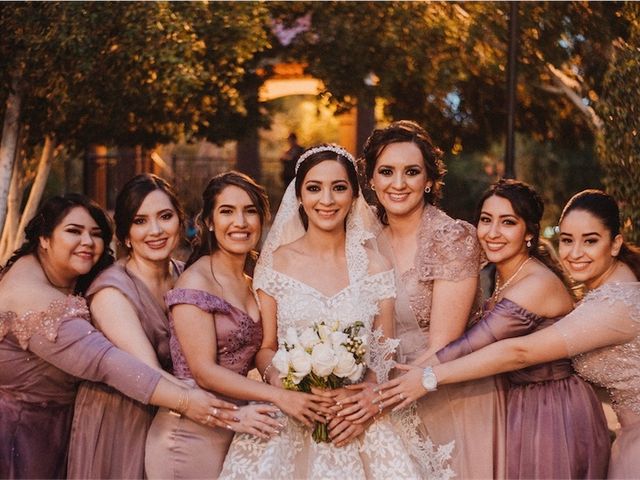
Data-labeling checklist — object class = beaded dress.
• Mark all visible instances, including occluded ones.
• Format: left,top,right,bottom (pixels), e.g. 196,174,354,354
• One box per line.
385,204,507,479
554,282,640,479
0,295,161,479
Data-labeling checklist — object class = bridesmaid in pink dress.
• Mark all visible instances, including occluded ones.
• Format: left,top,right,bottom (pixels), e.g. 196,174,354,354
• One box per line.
145,172,330,479
0,194,237,479
352,120,506,478
67,174,195,479
377,186,618,478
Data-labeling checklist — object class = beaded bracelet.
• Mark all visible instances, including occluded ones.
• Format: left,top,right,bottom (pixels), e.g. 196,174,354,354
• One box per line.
262,363,274,384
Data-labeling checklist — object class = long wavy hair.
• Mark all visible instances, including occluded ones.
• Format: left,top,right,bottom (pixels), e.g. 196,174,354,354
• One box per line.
186,171,270,268
1,194,115,294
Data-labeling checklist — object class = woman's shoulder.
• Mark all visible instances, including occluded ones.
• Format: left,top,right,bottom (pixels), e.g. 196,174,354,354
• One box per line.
174,257,213,291
505,263,573,318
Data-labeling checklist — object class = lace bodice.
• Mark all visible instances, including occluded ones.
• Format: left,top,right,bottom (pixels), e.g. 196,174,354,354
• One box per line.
255,268,395,339
554,282,640,419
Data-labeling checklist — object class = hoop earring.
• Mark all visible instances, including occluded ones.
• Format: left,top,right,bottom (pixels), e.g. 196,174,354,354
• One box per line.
370,184,376,191
424,186,431,193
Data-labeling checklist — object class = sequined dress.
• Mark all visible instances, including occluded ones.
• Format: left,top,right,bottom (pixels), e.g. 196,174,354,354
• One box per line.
0,296,161,479
554,282,640,479
145,288,263,479
437,298,611,479
67,260,182,479
219,265,453,480
385,204,507,479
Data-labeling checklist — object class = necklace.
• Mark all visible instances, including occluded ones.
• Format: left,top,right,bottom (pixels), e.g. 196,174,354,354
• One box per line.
492,256,532,303
38,257,74,294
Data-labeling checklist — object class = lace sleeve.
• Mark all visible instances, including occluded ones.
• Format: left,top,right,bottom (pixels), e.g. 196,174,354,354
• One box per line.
416,206,481,282
553,282,640,357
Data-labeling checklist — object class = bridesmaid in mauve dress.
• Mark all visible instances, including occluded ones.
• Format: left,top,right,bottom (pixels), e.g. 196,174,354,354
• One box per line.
146,172,322,479
68,175,189,479
0,194,235,479
377,182,611,479
359,121,506,478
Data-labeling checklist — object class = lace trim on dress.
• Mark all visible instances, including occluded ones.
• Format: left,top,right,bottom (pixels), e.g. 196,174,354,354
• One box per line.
0,295,90,350
414,204,481,283
165,288,232,315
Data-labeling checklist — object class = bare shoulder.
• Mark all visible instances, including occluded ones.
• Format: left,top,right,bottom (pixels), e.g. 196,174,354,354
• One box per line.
365,246,392,275
505,264,573,317
271,241,302,272
174,257,215,293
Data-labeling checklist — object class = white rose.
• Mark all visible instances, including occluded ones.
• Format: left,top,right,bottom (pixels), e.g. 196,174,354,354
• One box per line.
333,348,358,379
317,323,332,342
330,331,349,351
289,346,312,383
348,362,365,383
299,328,320,350
286,327,301,347
311,342,338,377
271,348,290,376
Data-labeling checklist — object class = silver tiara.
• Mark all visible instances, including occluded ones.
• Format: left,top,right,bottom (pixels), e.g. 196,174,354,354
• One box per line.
294,145,357,173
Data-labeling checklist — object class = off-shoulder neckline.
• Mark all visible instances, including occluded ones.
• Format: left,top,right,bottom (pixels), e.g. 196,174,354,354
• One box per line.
494,297,556,322
263,267,392,301
0,294,87,319
167,287,260,324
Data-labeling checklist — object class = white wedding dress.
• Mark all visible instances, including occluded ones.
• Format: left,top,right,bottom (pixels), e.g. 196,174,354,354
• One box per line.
219,183,453,480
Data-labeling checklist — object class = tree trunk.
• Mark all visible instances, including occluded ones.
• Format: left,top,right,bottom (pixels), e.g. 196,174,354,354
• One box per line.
0,156,23,263
0,80,22,236
13,136,56,250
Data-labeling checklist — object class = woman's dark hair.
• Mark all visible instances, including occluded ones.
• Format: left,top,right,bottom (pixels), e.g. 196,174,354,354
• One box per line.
295,144,360,230
1,193,115,294
362,120,446,225
560,189,640,279
186,171,270,268
114,173,184,252
477,178,569,285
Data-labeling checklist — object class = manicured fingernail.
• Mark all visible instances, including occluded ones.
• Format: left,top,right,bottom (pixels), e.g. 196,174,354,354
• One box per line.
234,417,241,422
226,425,233,430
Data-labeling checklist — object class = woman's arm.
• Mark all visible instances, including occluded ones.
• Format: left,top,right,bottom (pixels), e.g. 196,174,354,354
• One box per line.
90,288,182,386
173,290,331,427
411,276,478,366
28,316,239,428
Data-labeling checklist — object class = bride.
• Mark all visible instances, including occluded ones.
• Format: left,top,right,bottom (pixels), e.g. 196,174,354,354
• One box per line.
220,144,451,479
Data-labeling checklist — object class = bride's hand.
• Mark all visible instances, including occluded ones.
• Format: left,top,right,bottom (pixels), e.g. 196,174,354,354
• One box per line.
334,382,380,424
373,364,426,411
231,404,283,439
328,415,368,448
275,390,334,427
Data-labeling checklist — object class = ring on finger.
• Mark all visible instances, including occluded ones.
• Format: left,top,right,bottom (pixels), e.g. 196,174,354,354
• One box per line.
399,393,405,400
212,408,219,416
205,414,212,424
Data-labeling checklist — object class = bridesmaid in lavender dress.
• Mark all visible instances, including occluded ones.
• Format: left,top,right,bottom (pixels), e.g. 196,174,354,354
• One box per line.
354,120,506,478
377,182,611,479
381,190,639,479
0,194,237,479
68,174,190,478
146,172,329,479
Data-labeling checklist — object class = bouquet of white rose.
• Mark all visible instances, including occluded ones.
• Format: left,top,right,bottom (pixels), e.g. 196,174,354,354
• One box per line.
271,320,368,442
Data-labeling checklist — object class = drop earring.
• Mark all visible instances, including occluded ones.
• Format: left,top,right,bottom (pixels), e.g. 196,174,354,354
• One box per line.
526,239,532,248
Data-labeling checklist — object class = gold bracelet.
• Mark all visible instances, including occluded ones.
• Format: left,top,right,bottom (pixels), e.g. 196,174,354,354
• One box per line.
262,363,273,384
175,388,190,414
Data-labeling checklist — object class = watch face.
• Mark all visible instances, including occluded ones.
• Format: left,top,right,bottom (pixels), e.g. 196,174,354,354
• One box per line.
422,368,437,391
